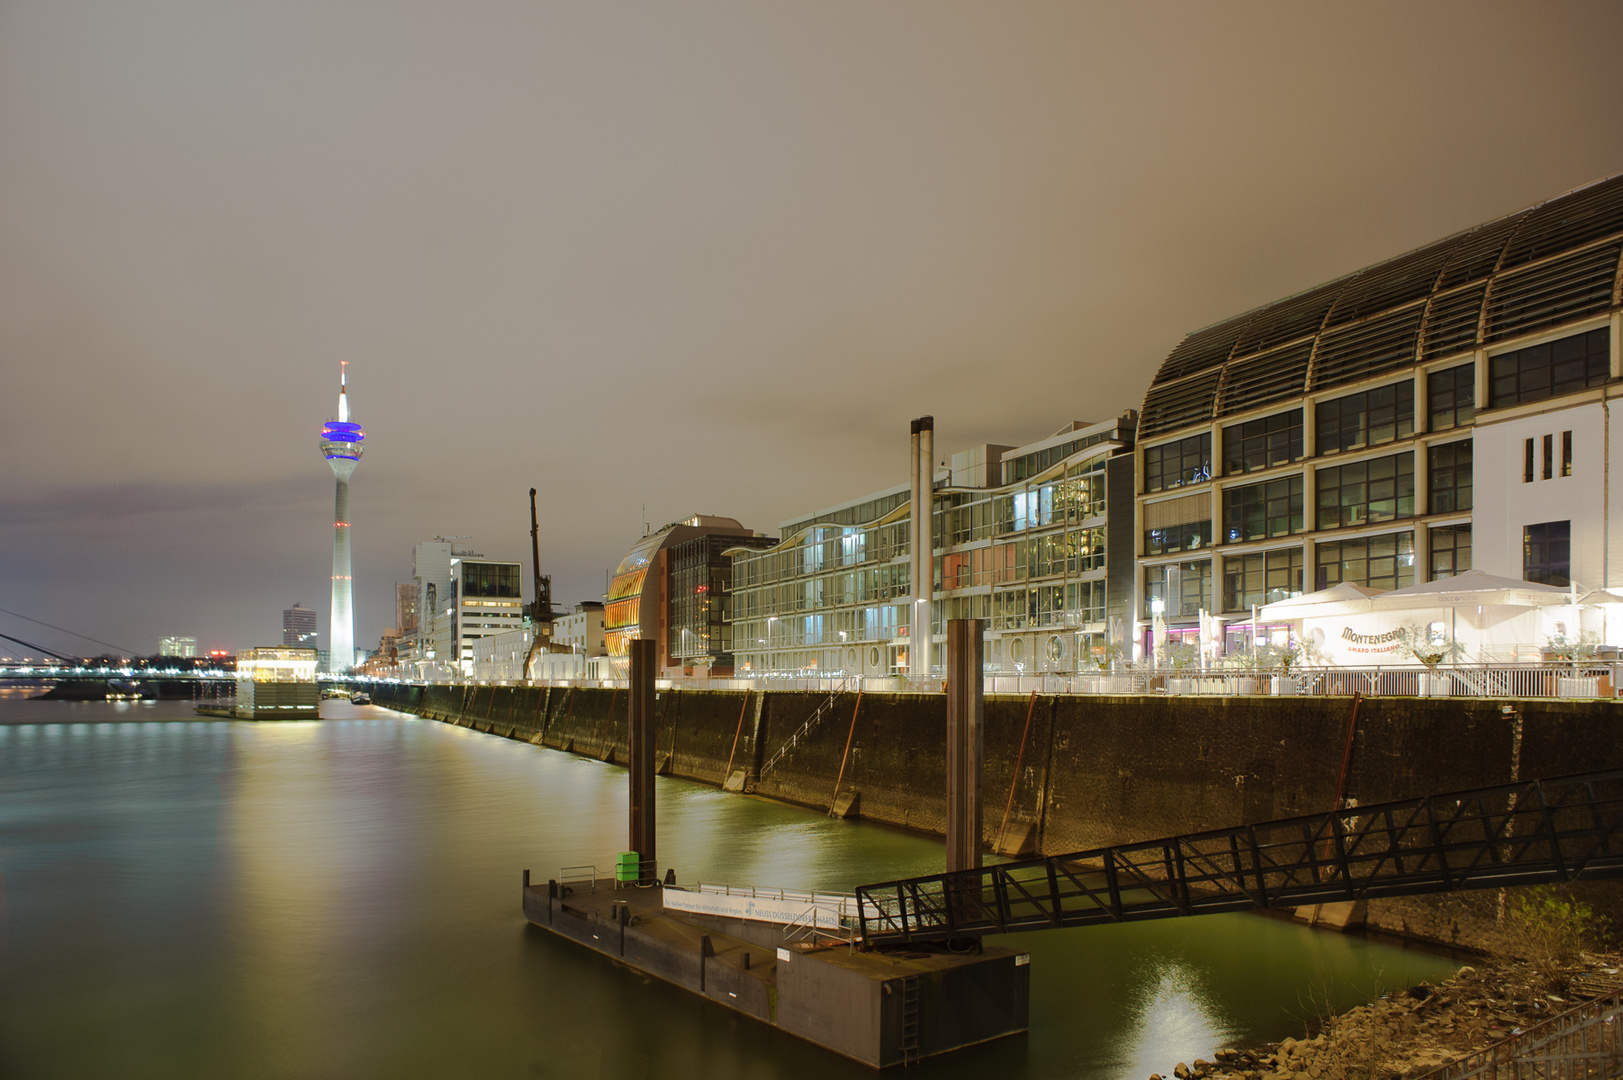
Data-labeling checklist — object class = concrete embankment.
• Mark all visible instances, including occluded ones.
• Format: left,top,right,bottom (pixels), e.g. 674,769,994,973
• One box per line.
364,681,1623,951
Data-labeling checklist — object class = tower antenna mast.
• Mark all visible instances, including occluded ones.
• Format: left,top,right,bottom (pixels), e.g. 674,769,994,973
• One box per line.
319,361,365,673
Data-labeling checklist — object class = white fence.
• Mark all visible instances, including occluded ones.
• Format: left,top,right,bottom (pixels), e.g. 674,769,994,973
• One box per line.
384,664,1622,699
666,882,864,934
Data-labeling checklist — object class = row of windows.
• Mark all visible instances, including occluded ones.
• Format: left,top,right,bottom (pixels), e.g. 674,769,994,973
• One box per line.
733,564,912,619
741,472,1109,588
1317,381,1413,456
1003,431,1117,483
1143,326,1614,494
1141,525,1474,616
1315,452,1415,530
1522,431,1574,483
1148,444,1471,553
1490,328,1609,408
734,579,1112,648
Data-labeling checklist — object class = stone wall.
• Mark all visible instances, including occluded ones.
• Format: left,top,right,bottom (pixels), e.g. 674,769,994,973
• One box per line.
364,681,1623,949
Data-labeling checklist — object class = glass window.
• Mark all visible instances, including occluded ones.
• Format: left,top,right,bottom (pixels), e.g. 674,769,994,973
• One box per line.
1316,382,1414,456
1427,363,1475,432
1223,548,1304,612
1222,410,1302,475
461,562,522,598
1489,327,1610,408
1143,433,1212,494
1143,560,1211,619
1523,520,1571,587
1064,580,1105,624
1429,524,1472,581
1315,532,1416,591
1315,452,1415,529
1144,520,1210,556
1427,440,1472,514
1222,475,1304,542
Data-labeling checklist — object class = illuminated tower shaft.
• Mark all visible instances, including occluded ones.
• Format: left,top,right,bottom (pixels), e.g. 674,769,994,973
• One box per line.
320,364,365,672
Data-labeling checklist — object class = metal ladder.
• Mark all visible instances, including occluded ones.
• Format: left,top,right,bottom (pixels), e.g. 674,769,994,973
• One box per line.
898,975,920,1066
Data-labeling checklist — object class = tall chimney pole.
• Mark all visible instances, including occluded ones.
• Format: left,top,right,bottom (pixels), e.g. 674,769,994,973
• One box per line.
911,416,935,678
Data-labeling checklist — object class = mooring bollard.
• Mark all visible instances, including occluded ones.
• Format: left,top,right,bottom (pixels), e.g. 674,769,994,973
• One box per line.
945,618,984,874
628,639,657,883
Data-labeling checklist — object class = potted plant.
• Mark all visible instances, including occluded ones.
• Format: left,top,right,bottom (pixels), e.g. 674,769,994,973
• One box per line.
1256,641,1303,696
1164,640,1198,694
1397,624,1465,697
1549,629,1603,697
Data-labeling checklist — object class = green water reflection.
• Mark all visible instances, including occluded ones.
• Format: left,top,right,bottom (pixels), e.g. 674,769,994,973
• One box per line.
0,696,1457,1078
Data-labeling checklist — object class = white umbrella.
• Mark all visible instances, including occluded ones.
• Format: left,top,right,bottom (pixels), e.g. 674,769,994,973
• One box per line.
1259,582,1384,621
1368,570,1572,611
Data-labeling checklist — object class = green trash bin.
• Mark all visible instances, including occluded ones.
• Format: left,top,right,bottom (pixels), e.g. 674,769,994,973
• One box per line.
615,851,641,883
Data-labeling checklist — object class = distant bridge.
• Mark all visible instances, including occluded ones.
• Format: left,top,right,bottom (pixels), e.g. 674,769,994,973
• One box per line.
856,769,1623,946
0,665,234,682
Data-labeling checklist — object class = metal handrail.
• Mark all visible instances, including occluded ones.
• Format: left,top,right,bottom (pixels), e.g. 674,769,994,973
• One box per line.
402,662,1623,699
1413,989,1623,1079
857,769,1623,946
759,677,853,776
559,864,599,889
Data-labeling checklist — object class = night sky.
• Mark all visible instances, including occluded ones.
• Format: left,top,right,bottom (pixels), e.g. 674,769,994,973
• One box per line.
3,2,1621,658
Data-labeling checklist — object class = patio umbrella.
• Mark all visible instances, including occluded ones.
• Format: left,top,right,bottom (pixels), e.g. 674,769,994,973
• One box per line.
1258,582,1384,621
1368,570,1572,611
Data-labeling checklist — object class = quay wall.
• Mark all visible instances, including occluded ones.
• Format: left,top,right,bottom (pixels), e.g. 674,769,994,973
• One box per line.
365,681,1623,950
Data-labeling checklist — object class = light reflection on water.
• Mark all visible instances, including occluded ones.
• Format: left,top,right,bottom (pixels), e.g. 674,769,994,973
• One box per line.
1118,962,1238,1075
0,699,1459,1079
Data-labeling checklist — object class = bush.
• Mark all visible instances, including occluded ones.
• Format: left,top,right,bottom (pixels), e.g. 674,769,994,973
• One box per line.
1505,885,1611,984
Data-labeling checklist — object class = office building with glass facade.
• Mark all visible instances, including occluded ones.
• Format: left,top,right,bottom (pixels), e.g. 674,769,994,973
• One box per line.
603,515,775,676
1135,172,1623,659
728,415,1138,677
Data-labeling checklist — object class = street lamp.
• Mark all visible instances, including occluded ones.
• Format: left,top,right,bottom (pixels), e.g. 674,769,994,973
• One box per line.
766,616,778,677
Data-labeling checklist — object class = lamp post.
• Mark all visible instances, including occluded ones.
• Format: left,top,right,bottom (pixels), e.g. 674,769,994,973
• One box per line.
1150,597,1166,670
767,616,778,678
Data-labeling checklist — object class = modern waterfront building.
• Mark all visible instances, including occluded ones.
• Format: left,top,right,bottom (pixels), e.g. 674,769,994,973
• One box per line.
233,647,318,719
520,603,607,681
282,604,317,648
470,625,535,683
319,363,365,672
416,553,528,676
603,516,776,677
727,415,1138,677
1133,172,1623,662
555,602,605,658
157,636,197,658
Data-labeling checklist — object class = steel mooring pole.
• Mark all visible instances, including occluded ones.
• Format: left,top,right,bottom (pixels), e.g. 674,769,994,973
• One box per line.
946,618,985,873
628,638,657,882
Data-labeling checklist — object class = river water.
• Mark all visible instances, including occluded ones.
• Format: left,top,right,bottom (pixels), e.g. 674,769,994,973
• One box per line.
0,694,1458,1079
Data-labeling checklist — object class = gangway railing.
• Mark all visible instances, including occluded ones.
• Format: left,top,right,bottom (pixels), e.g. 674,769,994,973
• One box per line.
856,769,1623,947
1414,988,1623,1079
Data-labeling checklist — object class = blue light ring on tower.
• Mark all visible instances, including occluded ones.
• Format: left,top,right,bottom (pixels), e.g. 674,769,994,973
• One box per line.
322,421,365,442
320,420,365,461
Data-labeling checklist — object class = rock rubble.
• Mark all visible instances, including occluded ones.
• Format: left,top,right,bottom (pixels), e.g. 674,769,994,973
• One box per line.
1146,953,1621,1080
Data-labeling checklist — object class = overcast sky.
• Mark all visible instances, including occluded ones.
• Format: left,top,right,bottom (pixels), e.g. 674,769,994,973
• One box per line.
3,1,1621,658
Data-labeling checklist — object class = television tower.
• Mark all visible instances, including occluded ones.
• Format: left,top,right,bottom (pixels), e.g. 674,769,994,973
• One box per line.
319,362,365,672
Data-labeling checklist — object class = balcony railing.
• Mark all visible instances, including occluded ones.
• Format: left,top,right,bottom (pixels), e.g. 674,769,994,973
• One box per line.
388,663,1621,698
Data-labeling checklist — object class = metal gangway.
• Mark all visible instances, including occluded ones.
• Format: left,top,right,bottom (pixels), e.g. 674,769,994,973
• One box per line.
856,769,1623,947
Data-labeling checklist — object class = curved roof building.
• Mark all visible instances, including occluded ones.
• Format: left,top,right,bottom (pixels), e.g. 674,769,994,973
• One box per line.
604,515,772,674
1142,173,1623,438
1133,173,1623,662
